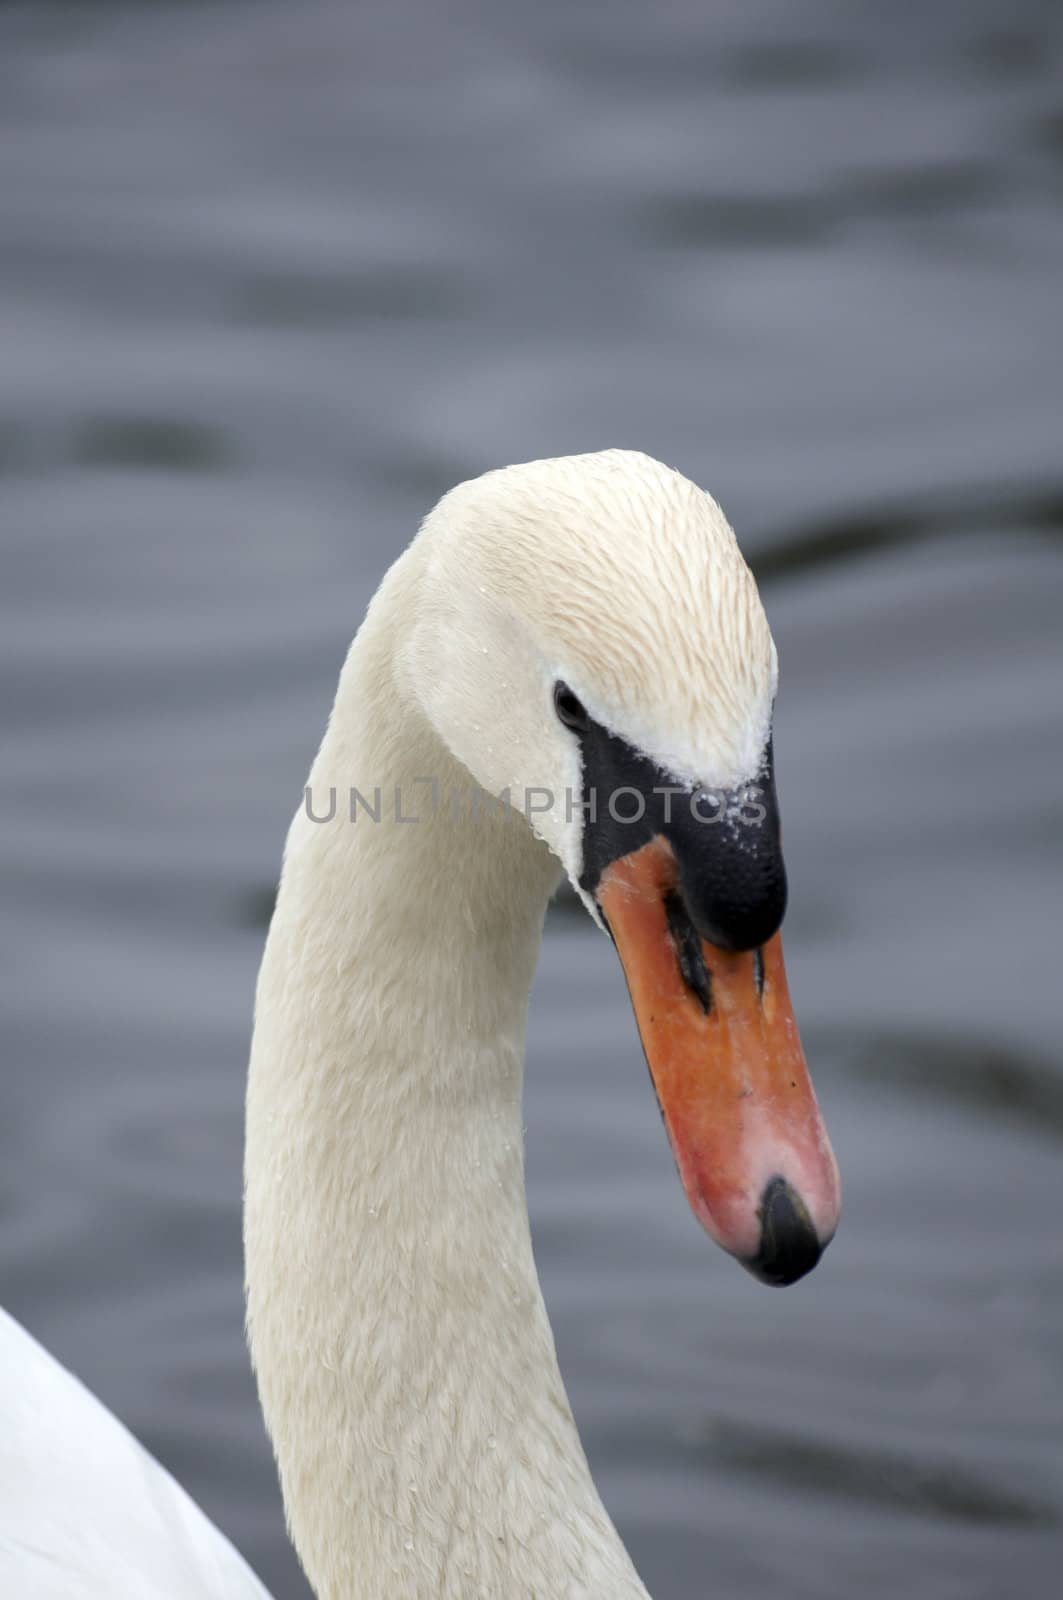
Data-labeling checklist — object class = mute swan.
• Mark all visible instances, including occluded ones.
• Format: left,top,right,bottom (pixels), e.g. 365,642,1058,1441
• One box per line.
0,451,839,1599
246,449,841,1598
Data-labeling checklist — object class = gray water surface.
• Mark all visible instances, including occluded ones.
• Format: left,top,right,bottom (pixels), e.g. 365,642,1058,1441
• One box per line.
2,3,1062,1596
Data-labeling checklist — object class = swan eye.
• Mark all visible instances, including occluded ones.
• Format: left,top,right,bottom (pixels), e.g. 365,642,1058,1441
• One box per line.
553,682,588,731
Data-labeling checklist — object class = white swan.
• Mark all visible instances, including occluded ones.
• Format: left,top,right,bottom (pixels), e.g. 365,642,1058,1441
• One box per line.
245,449,841,1598
0,450,839,1599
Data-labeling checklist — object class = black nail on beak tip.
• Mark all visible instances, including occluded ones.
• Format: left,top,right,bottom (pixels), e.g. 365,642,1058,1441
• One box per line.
745,1176,824,1287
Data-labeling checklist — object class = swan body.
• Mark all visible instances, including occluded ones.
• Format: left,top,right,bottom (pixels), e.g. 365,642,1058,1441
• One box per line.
0,1307,271,1598
246,450,840,1598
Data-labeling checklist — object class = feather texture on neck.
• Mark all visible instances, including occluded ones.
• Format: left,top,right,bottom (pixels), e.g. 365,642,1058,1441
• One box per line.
245,545,650,1600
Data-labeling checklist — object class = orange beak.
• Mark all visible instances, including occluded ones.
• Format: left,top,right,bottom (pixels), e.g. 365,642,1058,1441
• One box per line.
597,835,840,1284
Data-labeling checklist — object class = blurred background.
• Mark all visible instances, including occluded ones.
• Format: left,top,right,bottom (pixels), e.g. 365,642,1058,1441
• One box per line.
2,1,1062,1596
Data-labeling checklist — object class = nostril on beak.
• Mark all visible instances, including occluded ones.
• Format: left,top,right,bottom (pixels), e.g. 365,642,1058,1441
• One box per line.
746,1176,824,1287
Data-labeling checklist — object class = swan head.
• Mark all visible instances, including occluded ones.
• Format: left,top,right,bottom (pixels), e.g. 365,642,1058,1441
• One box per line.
399,449,840,1285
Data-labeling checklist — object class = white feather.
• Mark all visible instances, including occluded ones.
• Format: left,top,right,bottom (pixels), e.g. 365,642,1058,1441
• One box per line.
0,1308,272,1598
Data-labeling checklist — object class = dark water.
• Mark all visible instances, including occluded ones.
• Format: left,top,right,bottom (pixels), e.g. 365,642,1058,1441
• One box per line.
2,2,1062,1596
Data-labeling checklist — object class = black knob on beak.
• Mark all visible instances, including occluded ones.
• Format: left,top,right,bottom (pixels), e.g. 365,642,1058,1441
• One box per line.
665,751,787,953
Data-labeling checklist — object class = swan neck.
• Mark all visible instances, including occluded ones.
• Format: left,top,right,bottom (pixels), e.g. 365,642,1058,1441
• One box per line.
245,566,648,1599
